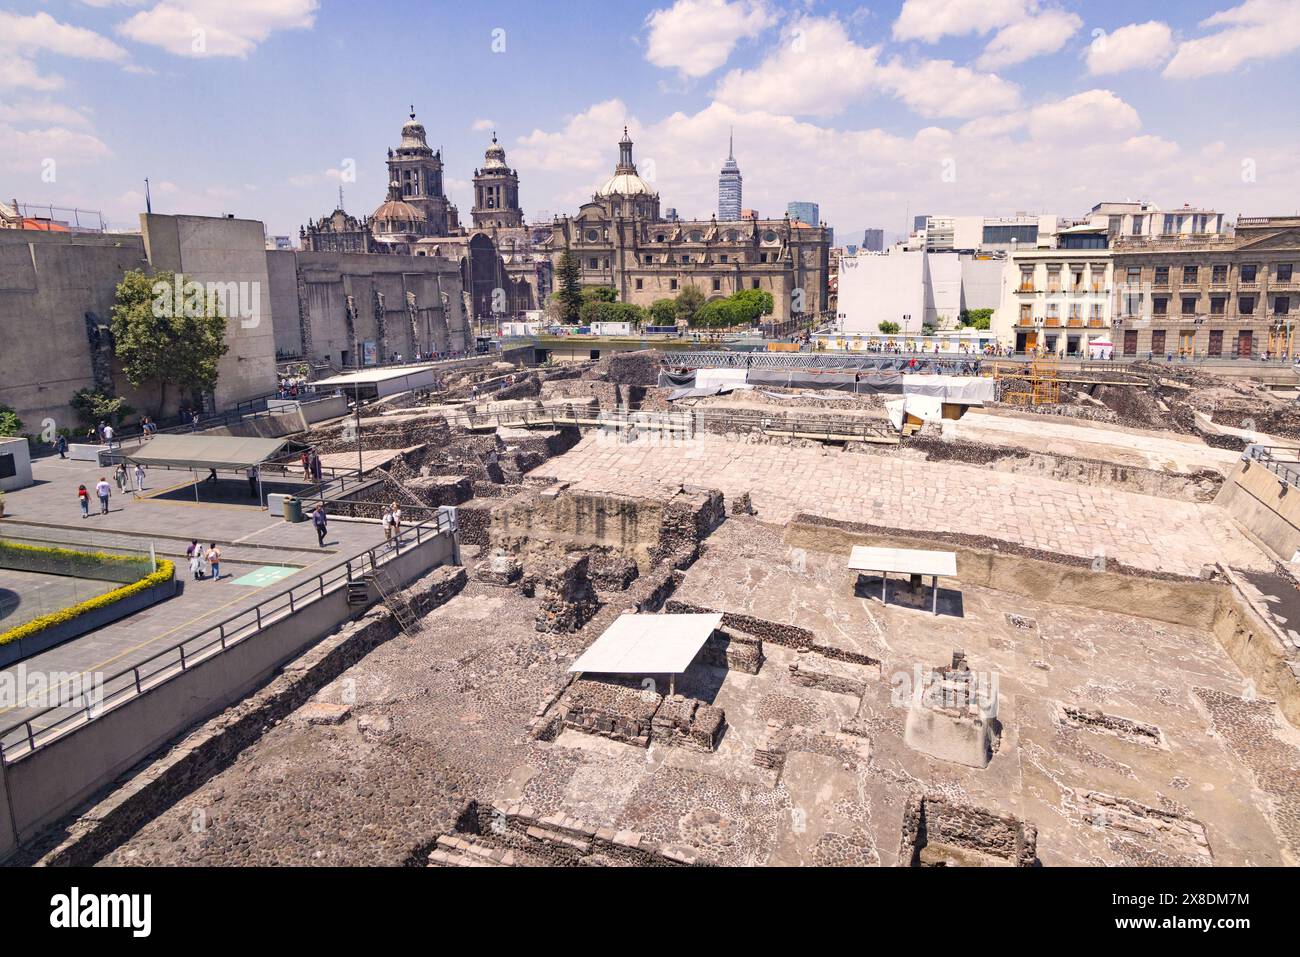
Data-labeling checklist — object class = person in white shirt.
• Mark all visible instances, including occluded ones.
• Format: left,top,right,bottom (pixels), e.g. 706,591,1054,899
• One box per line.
389,503,402,537
134,463,146,490
95,477,112,514
103,424,115,449
381,507,394,542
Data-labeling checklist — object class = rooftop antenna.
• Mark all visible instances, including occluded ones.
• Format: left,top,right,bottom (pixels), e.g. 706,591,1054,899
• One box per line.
144,177,152,215
338,184,345,210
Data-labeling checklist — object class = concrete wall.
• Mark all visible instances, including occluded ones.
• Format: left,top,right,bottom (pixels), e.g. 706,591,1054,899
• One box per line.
270,250,470,368
0,528,455,852
0,436,33,492
141,213,278,411
0,760,13,861
838,250,927,333
1215,458,1300,561
0,230,148,430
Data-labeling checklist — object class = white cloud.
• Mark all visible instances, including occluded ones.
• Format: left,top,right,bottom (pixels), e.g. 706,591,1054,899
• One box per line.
0,11,130,61
1164,0,1300,78
713,17,879,117
0,123,112,173
877,58,1022,119
644,0,777,78
117,0,318,58
0,99,95,130
514,99,639,177
0,58,65,92
977,8,1081,69
471,118,496,132
1086,21,1175,74
1021,89,1142,140
892,0,1034,42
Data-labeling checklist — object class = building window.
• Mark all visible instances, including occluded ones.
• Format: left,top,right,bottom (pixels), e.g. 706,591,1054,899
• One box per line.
1212,264,1228,284
1126,266,1142,286
1132,216,1144,236
759,253,768,263
1211,296,1226,316
1020,304,1033,324
1182,265,1198,284
1278,296,1292,316
1153,297,1168,316
1280,264,1295,282
635,278,643,290
1181,297,1197,316
712,279,721,291
751,279,760,290
1151,330,1167,354
1241,264,1258,282
1154,266,1169,286
588,258,598,269
670,279,678,290
720,254,729,263
1020,267,1034,291
1240,296,1255,315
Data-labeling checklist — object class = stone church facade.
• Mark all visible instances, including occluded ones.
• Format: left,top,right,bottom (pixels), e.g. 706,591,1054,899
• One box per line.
544,129,830,322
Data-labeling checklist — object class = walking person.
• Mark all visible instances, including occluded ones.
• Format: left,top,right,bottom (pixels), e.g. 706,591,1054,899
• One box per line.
56,434,67,459
187,540,204,581
300,449,311,478
95,476,111,514
103,422,115,450
311,504,328,547
134,463,147,491
381,505,395,543
115,462,128,492
247,464,259,498
310,451,323,484
389,502,402,538
96,421,106,444
206,543,222,581
78,484,90,518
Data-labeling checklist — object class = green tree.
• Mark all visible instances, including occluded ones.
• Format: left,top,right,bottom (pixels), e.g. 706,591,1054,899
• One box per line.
694,299,742,328
579,285,618,305
554,251,583,324
70,388,135,428
879,321,901,334
674,284,705,324
730,289,774,324
648,298,677,326
959,308,993,330
0,403,21,437
110,270,228,415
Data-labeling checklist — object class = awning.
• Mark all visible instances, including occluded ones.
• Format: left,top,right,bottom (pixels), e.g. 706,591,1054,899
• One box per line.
123,435,290,470
569,613,723,675
848,545,956,577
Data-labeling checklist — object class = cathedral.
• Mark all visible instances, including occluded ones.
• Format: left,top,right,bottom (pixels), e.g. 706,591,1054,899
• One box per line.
300,110,549,322
543,129,830,321
299,115,830,325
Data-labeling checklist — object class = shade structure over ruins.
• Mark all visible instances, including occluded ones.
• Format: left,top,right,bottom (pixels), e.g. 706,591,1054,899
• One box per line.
569,613,723,676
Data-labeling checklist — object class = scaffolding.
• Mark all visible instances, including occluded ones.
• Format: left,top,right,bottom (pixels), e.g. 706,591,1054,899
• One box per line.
996,355,1061,406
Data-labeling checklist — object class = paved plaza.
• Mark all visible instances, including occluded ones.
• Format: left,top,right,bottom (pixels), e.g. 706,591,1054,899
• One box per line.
531,433,1269,577
0,456,395,740
0,568,117,631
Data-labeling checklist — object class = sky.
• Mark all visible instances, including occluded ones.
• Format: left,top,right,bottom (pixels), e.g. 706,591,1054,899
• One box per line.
2,0,1300,244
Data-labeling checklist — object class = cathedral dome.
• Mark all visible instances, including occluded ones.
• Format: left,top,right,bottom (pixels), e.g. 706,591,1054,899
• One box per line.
597,172,655,198
372,181,426,226
399,108,429,150
483,133,508,171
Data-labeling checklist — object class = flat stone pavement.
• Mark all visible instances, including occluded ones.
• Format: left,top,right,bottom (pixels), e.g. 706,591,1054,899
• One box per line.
0,456,394,743
531,433,1270,577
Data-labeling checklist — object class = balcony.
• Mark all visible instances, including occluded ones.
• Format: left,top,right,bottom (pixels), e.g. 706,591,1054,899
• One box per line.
1087,318,1106,328
1044,317,1062,327
1018,284,1036,293
1066,317,1084,328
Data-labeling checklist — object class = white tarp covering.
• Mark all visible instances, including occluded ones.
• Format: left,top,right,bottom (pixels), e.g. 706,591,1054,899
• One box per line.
885,394,944,430
695,368,750,390
901,375,995,404
569,613,723,675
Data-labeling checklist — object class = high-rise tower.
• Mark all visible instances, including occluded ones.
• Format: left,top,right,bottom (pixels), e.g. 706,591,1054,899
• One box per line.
384,106,452,236
717,130,742,221
471,133,524,229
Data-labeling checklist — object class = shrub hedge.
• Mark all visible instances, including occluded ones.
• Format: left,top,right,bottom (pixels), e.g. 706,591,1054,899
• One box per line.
0,544,174,646
0,538,153,584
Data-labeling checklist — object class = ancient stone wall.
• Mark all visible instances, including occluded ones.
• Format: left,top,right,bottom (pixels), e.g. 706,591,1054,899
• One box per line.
898,794,1038,867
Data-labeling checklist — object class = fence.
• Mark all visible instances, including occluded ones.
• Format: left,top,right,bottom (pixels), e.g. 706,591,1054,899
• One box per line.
0,509,457,764
1244,444,1300,489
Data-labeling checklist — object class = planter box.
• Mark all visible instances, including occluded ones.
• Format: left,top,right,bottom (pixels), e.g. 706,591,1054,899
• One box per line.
0,573,178,668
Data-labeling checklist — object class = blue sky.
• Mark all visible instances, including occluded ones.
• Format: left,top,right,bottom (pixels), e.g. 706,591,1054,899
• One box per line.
2,0,1299,242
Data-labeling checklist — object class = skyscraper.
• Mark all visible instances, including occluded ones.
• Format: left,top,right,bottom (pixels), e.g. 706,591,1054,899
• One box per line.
718,130,742,220
787,201,819,225
862,228,884,252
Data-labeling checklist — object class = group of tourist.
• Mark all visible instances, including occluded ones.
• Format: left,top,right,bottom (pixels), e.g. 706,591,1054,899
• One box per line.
299,448,324,483
186,540,224,581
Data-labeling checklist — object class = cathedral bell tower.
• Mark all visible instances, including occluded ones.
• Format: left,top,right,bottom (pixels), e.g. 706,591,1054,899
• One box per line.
471,132,524,229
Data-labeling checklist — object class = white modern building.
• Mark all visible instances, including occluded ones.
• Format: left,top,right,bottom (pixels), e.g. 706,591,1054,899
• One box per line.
836,249,1003,339
992,247,1115,356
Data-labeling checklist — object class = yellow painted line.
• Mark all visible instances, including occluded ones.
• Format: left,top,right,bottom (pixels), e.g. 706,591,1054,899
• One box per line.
0,549,340,715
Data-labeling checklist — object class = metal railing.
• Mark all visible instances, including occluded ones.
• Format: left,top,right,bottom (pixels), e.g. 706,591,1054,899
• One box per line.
659,351,986,373
0,509,457,764
1244,444,1300,489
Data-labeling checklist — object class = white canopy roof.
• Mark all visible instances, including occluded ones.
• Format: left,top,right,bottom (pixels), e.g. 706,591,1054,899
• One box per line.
848,545,956,577
569,613,723,676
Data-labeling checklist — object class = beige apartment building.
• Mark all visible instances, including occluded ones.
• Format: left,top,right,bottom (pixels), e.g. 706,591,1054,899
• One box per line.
1111,216,1300,359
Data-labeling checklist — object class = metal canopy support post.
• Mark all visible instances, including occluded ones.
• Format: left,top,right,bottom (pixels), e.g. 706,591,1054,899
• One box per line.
932,575,939,615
